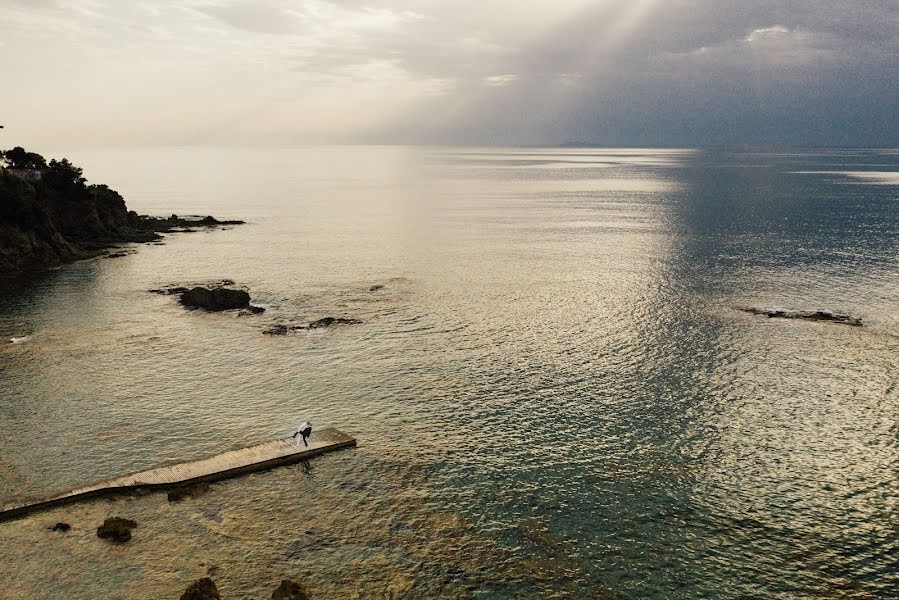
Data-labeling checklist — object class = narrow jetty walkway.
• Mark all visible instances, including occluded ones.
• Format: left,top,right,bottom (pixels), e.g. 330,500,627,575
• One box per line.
0,427,356,522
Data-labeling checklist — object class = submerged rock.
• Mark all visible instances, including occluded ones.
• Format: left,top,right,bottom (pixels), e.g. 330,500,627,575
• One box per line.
741,307,862,326
148,286,189,296
271,579,309,600
180,578,220,600
167,482,210,502
369,284,384,292
307,317,363,329
263,324,293,336
180,287,251,311
8,336,31,344
50,522,71,533
104,251,130,259
96,517,137,543
264,317,362,335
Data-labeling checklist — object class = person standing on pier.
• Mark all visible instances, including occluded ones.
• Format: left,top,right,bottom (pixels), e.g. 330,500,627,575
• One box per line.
294,421,313,447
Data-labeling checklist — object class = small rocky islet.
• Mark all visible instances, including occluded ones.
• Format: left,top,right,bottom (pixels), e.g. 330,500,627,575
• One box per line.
740,306,863,326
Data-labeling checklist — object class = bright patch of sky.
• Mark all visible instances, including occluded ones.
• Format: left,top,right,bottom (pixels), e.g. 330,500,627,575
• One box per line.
1,0,896,147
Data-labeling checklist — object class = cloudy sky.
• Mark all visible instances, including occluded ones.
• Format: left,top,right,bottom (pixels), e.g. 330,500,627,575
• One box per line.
1,0,897,147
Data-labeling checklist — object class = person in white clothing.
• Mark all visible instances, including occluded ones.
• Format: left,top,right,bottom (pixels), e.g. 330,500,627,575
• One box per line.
293,421,313,447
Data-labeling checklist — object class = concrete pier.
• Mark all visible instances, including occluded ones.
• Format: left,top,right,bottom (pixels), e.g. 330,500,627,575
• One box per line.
0,427,356,522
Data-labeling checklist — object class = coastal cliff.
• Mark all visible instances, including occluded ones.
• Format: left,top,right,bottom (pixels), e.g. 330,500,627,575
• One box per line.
0,147,241,275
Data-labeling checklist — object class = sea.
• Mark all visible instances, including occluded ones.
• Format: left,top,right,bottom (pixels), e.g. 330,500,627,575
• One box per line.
0,147,897,599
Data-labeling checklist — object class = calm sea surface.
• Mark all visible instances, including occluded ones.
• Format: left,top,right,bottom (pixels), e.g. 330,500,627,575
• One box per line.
0,147,897,599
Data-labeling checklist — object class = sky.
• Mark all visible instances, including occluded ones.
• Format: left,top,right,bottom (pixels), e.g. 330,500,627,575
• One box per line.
1,0,897,148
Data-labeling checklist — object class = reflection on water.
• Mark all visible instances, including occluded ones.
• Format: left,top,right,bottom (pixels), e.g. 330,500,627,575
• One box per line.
1,147,897,599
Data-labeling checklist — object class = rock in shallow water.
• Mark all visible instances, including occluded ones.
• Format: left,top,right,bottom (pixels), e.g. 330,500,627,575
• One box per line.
50,522,71,533
271,579,309,600
180,287,251,311
741,307,863,326
167,482,210,502
180,577,220,600
307,317,362,329
96,517,137,543
263,317,362,335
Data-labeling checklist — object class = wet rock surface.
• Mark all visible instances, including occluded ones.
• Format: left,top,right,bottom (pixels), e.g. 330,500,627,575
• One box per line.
271,579,309,600
741,307,863,326
96,517,137,543
180,287,251,311
180,577,220,600
148,280,234,295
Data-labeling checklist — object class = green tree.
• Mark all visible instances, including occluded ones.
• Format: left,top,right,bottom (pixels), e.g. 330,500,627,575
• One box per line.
1,146,47,171
44,158,87,197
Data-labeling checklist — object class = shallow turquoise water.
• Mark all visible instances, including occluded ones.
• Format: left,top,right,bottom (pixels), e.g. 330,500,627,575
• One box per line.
1,147,897,598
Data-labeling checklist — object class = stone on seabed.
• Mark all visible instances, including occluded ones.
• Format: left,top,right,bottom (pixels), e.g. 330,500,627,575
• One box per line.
272,579,309,600
180,577,220,600
96,517,137,543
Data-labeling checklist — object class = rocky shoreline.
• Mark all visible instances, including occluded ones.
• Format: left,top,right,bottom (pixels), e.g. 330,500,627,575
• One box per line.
0,146,244,276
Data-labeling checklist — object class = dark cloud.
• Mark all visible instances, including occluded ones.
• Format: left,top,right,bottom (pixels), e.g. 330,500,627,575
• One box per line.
2,0,896,146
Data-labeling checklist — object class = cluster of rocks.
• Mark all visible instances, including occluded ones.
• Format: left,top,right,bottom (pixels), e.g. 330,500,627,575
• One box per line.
144,214,245,234
150,280,265,314
151,280,376,334
180,578,308,600
263,317,362,335
50,516,310,597
741,307,863,326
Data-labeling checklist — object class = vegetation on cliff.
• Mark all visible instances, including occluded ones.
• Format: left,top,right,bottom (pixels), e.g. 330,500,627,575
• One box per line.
0,147,242,275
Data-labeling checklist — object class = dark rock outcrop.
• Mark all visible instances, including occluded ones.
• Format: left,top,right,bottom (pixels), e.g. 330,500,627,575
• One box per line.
0,148,245,276
180,578,221,600
271,579,309,600
96,517,137,543
741,307,863,326
50,522,71,532
180,287,251,311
